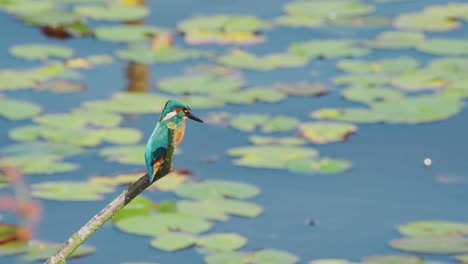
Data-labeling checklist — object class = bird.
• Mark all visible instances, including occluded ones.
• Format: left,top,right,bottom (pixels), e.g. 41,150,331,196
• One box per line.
145,100,203,183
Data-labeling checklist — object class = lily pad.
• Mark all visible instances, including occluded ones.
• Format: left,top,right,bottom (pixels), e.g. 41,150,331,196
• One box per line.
94,25,165,43
0,224,19,243
275,83,329,97
337,57,419,74
34,109,122,129
227,145,318,169
0,155,78,175
310,259,351,264
262,116,300,133
74,4,149,21
0,142,83,157
363,31,425,49
217,49,308,71
219,87,287,104
390,235,468,254
31,181,114,201
158,75,242,95
99,145,145,165
0,241,94,260
150,233,197,252
229,114,270,132
289,40,371,59
177,199,262,221
284,0,374,18
253,249,299,264
0,96,41,120
9,44,74,61
397,221,468,236
205,251,245,264
299,122,357,144
391,70,447,91
117,47,213,64
174,180,260,200
112,196,155,222
197,233,247,251
0,63,67,91
20,11,81,27
83,93,167,114
249,135,306,146
416,38,468,56
362,254,445,264
114,213,213,236
287,158,352,174
334,73,392,87
341,86,405,104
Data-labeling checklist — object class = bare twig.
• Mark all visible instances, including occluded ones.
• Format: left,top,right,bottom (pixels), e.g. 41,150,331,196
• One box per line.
45,122,177,264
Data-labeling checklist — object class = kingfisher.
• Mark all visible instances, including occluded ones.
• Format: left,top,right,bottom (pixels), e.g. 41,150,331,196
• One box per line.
145,100,203,183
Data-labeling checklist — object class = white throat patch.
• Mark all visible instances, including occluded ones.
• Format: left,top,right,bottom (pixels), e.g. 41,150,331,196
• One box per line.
161,111,177,122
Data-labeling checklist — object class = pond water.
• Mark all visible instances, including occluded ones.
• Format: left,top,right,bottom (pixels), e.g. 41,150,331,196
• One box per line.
1,0,468,263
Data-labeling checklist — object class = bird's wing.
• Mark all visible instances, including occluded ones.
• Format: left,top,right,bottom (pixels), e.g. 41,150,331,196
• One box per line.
151,147,167,166
146,122,169,167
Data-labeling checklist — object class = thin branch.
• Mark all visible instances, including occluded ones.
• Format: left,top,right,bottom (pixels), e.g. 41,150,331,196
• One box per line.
45,122,178,264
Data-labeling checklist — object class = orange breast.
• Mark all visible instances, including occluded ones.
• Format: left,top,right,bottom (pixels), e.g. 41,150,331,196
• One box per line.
175,119,185,146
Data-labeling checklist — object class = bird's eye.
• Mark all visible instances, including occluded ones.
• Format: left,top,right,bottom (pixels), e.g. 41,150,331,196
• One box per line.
183,109,189,113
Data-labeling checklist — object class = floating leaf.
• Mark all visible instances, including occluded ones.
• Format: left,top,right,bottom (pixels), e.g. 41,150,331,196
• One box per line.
150,233,197,252
23,241,95,261
397,221,468,237
0,155,78,175
197,233,247,251
158,75,242,95
152,172,189,191
275,83,329,97
363,31,425,49
262,116,299,133
334,73,392,87
287,158,352,174
337,57,419,74
249,135,306,146
310,259,351,264
20,11,81,27
83,93,167,114
391,70,447,91
227,146,318,169
34,109,122,129
94,25,165,43
220,87,287,104
112,196,154,222
253,249,299,264
31,181,114,201
99,145,144,165
341,86,405,103
9,44,74,61
229,114,269,132
217,49,308,70
390,235,468,254
0,63,67,91
289,40,370,59
299,122,357,144
362,254,445,264
35,80,85,93
75,4,149,21
0,96,41,120
114,213,213,236
284,0,374,18
0,241,30,256
117,47,213,64
0,224,19,243
177,199,262,221
175,180,260,200
1,142,83,157
417,38,468,56
205,251,245,264
455,254,468,263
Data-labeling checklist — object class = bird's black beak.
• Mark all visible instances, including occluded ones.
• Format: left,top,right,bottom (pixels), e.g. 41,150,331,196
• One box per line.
186,112,203,123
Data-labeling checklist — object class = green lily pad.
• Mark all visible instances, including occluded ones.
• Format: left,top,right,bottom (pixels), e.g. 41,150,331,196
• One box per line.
337,57,419,74
253,249,299,264
334,73,392,87
34,109,122,129
112,196,155,222
158,75,242,95
391,70,447,91
0,63,67,91
114,213,212,236
417,38,468,56
262,116,299,133
426,58,468,81
220,87,287,104
275,83,330,97
397,221,468,236
299,122,357,144
0,241,30,256
94,25,165,43
150,233,197,252
455,254,468,263
35,80,86,93
174,180,260,200
31,181,114,201
363,31,425,49
99,145,145,165
205,251,245,264
287,158,352,174
177,15,267,44
0,96,41,120
289,40,371,59
83,93,167,114
117,46,213,64
197,233,247,251
249,135,306,146
177,199,262,221
1,142,83,157
362,254,445,264
0,224,18,243
309,259,351,264
390,235,468,254
9,44,74,61
227,145,318,169
20,10,81,26
0,155,78,175
23,241,95,261
75,4,149,21
312,95,463,124
229,114,270,132
284,0,374,18
341,86,405,104
0,1,53,15
217,49,308,71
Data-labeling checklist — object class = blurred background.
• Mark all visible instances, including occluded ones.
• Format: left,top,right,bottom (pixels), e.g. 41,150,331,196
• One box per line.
0,0,468,263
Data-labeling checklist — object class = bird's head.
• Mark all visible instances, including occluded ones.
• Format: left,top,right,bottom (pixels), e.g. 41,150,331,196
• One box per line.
160,100,203,123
